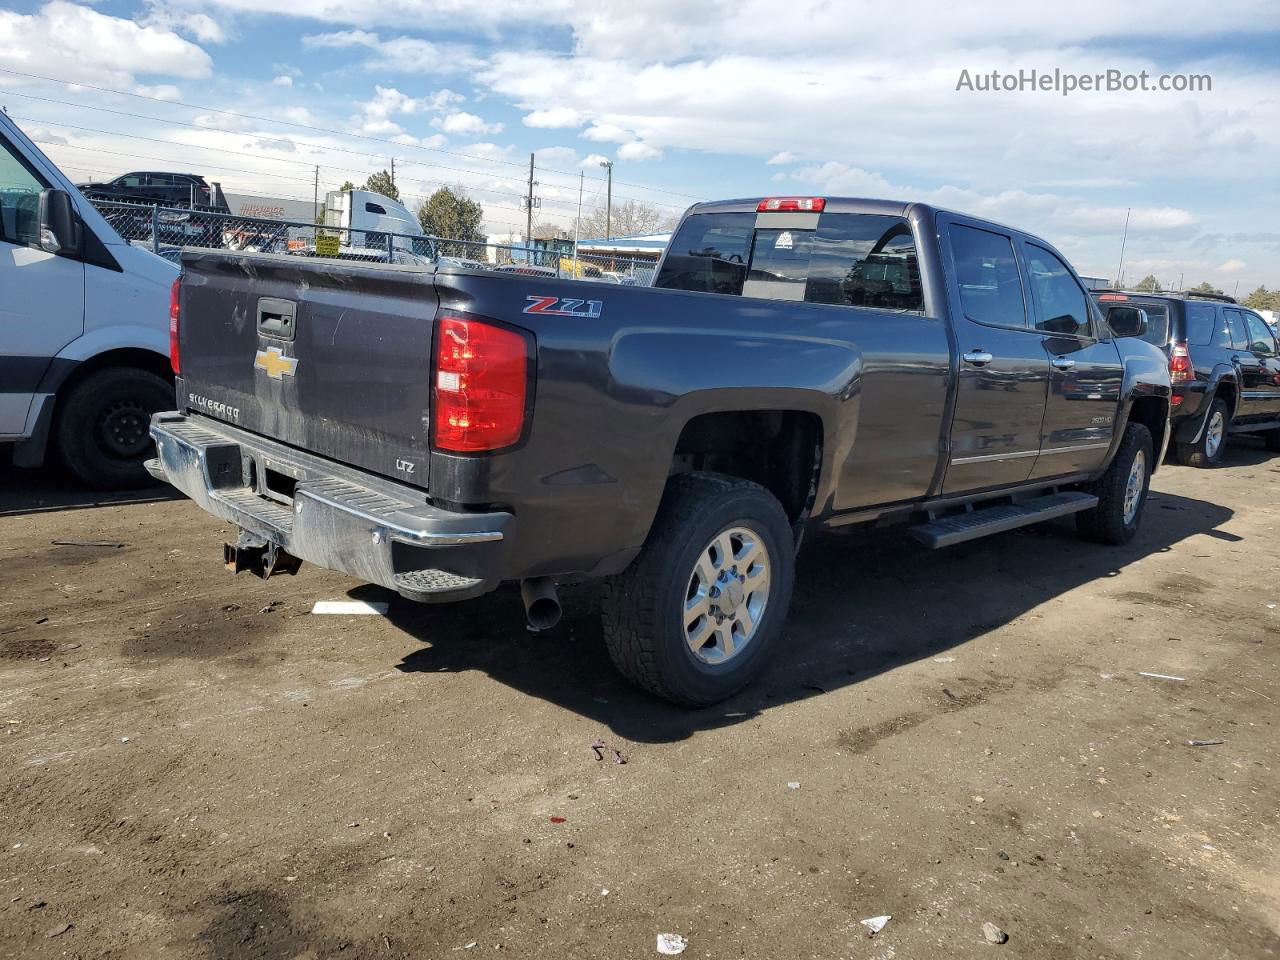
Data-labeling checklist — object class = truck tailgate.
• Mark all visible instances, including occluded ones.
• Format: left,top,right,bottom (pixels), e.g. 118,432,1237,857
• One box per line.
178,251,437,488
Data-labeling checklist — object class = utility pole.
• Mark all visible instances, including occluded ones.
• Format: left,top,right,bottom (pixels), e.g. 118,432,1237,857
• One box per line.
313,165,319,223
390,157,395,189
573,170,584,276
1115,206,1131,287
526,152,535,246
599,160,614,239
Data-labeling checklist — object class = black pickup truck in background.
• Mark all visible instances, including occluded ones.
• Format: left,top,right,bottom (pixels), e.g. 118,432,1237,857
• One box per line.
149,196,1171,705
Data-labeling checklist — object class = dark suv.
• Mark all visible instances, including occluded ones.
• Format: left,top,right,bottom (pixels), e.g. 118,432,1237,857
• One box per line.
77,172,230,212
1092,290,1280,466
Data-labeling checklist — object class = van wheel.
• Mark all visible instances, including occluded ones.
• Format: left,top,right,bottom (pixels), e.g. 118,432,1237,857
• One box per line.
1076,422,1152,545
54,367,173,490
601,473,796,706
1176,398,1228,467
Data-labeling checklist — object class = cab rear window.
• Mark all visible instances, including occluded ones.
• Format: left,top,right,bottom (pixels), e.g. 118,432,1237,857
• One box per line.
655,211,923,312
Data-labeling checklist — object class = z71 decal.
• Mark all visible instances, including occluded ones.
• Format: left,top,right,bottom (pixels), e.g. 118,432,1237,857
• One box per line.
523,295,603,318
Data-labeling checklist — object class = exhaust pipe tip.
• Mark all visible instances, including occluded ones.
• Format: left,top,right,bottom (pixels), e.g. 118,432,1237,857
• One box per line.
520,577,562,631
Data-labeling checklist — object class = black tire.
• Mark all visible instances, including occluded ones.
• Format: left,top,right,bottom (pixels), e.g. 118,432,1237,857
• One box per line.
601,473,796,706
1265,428,1280,453
1076,422,1153,545
54,367,173,490
1175,398,1229,467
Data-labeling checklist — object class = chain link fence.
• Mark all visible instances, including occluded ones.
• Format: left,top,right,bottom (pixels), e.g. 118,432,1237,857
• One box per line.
88,199,659,285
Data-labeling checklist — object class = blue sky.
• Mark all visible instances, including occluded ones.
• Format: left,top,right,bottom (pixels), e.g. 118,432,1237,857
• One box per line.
1,0,1278,292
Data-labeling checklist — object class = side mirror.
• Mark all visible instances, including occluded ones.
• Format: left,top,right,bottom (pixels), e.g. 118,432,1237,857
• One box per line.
37,188,82,257
1107,306,1145,339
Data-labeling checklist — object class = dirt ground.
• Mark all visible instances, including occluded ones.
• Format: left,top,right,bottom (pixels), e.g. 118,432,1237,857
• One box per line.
1,441,1278,960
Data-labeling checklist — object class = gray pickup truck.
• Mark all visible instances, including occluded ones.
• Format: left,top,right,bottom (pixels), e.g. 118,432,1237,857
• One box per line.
150,196,1171,705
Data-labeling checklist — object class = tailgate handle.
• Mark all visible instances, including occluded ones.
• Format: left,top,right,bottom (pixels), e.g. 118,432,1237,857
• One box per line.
257,297,296,341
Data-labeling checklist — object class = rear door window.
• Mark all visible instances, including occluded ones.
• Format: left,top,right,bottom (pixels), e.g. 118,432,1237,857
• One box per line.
1224,309,1249,350
948,224,1027,328
654,211,923,311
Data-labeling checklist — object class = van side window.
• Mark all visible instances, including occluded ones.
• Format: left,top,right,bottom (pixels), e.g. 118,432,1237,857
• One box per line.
1025,245,1090,337
0,136,45,246
949,224,1026,328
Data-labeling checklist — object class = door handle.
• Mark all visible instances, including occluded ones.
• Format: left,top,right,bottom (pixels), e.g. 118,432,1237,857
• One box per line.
962,350,994,366
1051,357,1076,370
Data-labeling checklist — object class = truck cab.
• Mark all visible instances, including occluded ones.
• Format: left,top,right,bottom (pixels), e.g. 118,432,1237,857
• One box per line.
1,113,178,488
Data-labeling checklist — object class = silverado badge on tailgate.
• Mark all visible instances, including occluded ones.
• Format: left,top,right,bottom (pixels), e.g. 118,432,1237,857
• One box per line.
254,346,298,380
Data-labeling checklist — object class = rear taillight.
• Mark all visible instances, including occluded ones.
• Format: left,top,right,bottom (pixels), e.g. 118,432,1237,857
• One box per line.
432,314,529,452
168,276,181,376
757,197,826,212
1169,341,1192,383
1098,293,1129,302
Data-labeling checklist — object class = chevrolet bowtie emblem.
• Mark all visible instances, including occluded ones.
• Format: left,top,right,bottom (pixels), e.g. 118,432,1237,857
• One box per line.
254,346,298,380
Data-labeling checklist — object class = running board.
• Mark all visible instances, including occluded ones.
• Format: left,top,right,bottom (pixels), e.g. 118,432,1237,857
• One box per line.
1228,418,1280,434
910,491,1099,549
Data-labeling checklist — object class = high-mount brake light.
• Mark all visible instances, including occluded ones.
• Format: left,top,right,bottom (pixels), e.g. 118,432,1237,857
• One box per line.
1098,293,1129,302
169,276,181,376
1169,341,1193,383
432,314,529,453
756,197,826,213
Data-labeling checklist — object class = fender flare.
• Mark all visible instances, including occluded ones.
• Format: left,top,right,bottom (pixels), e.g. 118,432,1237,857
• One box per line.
1175,367,1238,446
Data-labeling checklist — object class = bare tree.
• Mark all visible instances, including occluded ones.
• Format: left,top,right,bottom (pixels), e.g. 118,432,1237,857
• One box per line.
577,199,678,240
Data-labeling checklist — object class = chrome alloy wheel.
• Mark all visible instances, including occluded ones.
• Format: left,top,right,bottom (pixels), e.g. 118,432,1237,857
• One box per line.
1205,410,1225,459
1123,448,1147,525
684,526,772,666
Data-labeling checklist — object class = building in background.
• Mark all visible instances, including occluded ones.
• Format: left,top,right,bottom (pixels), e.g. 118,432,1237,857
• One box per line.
223,194,318,224
576,233,670,267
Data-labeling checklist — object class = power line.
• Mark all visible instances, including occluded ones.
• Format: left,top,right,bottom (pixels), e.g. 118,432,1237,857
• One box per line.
0,66,705,203
8,94,687,215
22,117,593,218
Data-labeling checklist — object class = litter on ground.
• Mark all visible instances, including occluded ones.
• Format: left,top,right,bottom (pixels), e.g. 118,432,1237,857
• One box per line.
311,600,389,615
656,932,688,955
860,915,891,935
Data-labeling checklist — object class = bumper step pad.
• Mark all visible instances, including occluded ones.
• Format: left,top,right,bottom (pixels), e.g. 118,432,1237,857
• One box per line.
393,568,487,602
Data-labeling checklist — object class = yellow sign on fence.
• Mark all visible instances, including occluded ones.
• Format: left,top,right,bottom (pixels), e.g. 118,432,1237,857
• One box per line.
314,234,341,257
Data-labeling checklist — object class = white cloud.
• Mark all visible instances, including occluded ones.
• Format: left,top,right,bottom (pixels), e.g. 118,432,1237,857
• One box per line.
463,142,514,161
301,28,478,73
135,83,183,100
0,1,213,87
272,75,293,87
523,107,583,129
352,84,461,136
767,151,796,165
535,145,578,163
1218,258,1247,272
617,140,661,161
580,153,611,168
581,122,633,143
140,2,227,44
432,111,503,136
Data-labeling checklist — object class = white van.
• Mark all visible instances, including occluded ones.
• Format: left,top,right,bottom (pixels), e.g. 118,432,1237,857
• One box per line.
1,111,178,489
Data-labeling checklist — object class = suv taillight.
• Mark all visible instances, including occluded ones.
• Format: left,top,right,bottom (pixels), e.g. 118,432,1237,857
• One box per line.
169,276,181,376
1169,341,1192,383
432,314,529,452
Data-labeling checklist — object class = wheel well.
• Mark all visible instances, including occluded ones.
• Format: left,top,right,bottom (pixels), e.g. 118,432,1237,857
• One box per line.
670,411,823,524
56,348,173,401
1214,379,1238,419
1127,396,1167,470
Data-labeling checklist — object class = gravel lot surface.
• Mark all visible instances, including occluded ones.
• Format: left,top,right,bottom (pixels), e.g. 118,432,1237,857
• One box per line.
2,443,1277,959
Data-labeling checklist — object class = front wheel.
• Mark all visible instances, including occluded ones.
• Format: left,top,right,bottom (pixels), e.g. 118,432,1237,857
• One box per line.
601,473,796,706
1176,398,1228,467
1076,422,1153,545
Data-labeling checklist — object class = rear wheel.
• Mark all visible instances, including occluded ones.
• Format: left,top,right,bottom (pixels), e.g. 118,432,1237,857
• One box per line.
1176,398,1228,467
1076,422,1152,546
601,473,795,706
54,367,173,490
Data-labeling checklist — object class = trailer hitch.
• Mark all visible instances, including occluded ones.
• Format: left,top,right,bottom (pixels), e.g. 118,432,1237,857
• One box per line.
224,531,302,579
